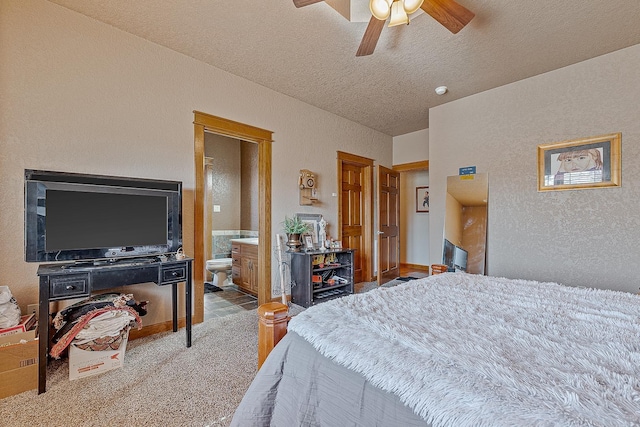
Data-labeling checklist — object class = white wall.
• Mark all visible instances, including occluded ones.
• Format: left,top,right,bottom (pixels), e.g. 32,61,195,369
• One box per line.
429,44,640,293
394,129,429,267
0,0,392,321
399,170,429,265
393,129,429,163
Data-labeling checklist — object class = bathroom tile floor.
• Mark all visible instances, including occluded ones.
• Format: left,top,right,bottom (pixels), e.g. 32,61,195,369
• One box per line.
203,282,258,320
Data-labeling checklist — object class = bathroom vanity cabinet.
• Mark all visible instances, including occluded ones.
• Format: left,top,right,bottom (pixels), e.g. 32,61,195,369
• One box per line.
231,240,258,295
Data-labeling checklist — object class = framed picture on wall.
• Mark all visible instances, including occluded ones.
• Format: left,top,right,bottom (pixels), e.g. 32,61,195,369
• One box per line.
537,133,621,192
416,186,429,213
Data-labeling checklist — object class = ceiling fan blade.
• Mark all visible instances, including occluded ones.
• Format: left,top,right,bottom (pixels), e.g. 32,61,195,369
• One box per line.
356,16,385,57
293,0,324,7
420,0,475,34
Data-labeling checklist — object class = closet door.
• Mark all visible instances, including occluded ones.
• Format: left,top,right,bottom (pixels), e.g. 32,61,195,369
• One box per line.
378,165,400,284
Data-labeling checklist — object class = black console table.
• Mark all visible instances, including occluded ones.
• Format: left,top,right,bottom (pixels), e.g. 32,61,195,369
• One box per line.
36,255,193,394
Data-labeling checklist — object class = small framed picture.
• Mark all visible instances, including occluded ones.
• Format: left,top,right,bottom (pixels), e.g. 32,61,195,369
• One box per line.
416,186,429,213
537,133,621,192
296,213,322,245
304,235,314,250
331,240,342,249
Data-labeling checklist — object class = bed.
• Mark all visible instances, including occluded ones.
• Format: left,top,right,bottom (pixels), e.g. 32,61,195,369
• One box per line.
231,273,640,426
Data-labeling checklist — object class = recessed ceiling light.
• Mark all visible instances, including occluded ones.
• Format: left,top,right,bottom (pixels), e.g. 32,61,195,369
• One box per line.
435,86,448,95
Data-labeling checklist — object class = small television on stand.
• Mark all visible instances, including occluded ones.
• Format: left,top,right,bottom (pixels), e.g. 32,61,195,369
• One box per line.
24,169,182,264
453,245,468,272
443,239,468,273
442,239,455,272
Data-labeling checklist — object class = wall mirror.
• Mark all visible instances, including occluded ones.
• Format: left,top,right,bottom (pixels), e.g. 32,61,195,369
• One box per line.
443,173,488,274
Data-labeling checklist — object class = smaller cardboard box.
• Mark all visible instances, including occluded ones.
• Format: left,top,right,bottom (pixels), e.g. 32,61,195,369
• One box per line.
0,313,37,338
68,334,128,380
0,332,38,399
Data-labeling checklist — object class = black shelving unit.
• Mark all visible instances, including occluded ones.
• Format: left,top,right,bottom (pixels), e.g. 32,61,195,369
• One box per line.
290,249,354,308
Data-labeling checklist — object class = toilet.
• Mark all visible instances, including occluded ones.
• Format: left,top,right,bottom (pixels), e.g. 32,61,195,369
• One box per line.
206,258,233,287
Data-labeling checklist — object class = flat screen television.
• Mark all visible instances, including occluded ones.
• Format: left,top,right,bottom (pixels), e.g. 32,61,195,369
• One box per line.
453,245,468,272
442,239,455,271
443,239,468,272
24,169,182,263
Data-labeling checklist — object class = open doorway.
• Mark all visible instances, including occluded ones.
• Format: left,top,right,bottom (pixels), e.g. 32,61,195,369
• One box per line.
202,134,260,319
193,112,273,324
393,160,430,275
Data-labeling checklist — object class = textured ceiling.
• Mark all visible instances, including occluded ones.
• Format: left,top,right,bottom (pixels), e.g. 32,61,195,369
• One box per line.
47,0,640,136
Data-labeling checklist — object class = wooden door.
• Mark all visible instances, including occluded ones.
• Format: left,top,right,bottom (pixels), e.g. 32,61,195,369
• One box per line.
378,165,401,284
338,152,373,284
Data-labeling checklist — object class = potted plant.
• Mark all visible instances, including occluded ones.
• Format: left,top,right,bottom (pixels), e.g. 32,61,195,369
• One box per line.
282,215,310,252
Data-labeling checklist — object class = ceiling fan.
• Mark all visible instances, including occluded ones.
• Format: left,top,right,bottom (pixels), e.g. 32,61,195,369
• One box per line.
293,0,475,56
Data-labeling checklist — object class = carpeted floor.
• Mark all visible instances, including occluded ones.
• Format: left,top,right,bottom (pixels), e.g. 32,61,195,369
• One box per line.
0,273,428,426
0,309,260,427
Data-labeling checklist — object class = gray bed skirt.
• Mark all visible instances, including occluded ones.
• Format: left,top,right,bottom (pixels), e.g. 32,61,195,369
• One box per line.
231,331,430,426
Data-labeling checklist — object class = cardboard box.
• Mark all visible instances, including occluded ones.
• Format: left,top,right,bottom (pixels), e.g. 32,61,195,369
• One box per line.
0,328,37,347
68,334,128,380
0,335,38,399
0,313,37,338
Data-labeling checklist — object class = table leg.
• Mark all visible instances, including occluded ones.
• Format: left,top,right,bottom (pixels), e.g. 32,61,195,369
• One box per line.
38,277,49,394
186,261,192,347
172,282,178,332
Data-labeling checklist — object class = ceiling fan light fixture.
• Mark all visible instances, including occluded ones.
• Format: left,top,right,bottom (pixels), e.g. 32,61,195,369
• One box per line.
369,0,392,20
388,1,409,27
403,0,424,15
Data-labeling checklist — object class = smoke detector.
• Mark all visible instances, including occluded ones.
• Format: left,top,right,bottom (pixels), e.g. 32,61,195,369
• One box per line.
435,86,448,95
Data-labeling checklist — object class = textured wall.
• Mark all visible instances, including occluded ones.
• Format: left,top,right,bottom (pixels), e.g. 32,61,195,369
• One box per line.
461,206,487,275
394,131,429,266
240,141,258,231
0,0,391,319
393,129,429,164
429,44,640,293
204,133,241,231
444,193,463,247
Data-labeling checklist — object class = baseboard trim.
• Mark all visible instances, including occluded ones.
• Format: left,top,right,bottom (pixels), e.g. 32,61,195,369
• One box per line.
269,295,291,304
129,318,189,341
401,263,429,273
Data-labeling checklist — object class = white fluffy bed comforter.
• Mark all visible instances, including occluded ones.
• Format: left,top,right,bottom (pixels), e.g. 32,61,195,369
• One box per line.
288,273,640,426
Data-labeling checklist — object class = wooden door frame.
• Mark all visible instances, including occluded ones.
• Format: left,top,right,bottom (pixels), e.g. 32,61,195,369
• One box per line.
193,111,273,324
393,160,429,273
337,151,374,283
392,160,429,173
